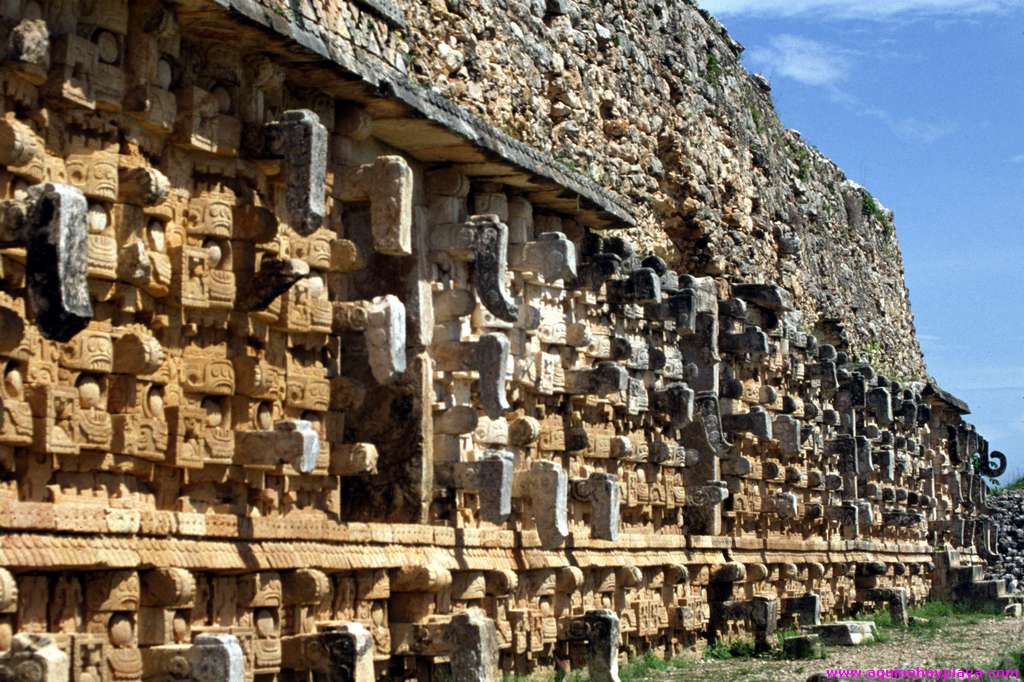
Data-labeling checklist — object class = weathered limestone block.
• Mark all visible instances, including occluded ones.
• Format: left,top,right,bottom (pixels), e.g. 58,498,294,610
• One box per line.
0,634,69,682
572,472,620,541
576,610,620,682
0,183,92,341
445,609,500,682
510,231,577,281
652,382,694,427
438,449,514,523
333,294,407,384
432,214,518,322
237,255,310,312
263,109,328,235
720,327,769,355
236,419,320,473
731,283,794,311
722,406,772,439
530,460,569,548
336,156,413,255
329,443,379,476
565,362,629,396
607,267,660,304
435,333,511,418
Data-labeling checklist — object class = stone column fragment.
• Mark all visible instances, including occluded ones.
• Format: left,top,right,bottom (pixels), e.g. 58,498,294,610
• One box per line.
266,109,328,235
582,610,620,682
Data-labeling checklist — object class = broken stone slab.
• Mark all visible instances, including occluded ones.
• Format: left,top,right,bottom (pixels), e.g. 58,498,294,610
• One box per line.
783,634,822,660
867,386,893,426
804,621,877,646
329,443,379,477
582,610,621,682
237,420,321,473
720,327,769,355
530,460,569,549
3,183,93,342
606,266,661,304
651,382,694,427
432,214,519,322
774,415,801,456
282,626,374,681
118,166,170,206
436,450,515,524
782,593,821,627
731,283,794,312
0,633,69,682
863,587,908,627
577,252,622,290
265,109,328,235
722,406,773,439
645,290,697,332
445,610,500,682
565,362,629,396
572,472,620,541
336,155,413,255
510,231,577,281
187,634,246,682
333,294,407,385
435,333,511,418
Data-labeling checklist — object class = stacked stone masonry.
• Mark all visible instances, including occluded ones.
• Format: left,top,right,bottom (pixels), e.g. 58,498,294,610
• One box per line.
0,1,1012,680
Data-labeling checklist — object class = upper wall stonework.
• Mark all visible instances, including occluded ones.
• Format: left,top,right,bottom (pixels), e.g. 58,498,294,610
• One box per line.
398,0,926,377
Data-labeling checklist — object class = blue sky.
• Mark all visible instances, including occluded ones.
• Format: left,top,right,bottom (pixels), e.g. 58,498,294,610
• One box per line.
697,0,1024,481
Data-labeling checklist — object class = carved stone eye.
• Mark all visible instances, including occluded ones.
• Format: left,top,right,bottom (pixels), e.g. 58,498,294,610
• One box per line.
76,374,103,408
211,85,232,114
3,362,22,399
146,386,165,418
147,220,166,253
95,30,119,64
203,239,223,267
156,58,173,90
86,204,109,234
305,275,325,298
201,397,224,427
256,401,273,430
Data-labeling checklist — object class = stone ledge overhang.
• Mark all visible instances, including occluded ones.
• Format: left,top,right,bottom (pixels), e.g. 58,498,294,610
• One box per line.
187,0,635,230
922,380,971,416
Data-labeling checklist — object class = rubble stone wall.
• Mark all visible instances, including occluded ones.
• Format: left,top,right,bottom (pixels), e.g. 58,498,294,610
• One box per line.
0,1,1010,680
399,0,925,378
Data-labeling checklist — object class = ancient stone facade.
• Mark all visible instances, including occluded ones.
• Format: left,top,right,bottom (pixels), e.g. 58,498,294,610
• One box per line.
0,1,1013,680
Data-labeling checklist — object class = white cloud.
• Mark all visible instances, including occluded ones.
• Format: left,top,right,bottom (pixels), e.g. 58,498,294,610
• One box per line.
700,0,1016,19
748,34,852,86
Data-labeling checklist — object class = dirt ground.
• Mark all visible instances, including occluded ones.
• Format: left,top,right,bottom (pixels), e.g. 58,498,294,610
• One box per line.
658,617,1024,681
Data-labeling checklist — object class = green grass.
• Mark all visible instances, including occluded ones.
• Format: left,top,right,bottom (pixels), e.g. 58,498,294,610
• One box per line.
704,638,758,660
706,52,722,83
994,470,1024,494
865,599,1004,641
